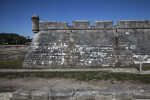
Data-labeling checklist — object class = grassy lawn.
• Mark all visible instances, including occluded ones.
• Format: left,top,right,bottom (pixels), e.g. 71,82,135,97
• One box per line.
0,50,27,54
0,59,150,84
0,71,150,84
0,58,24,69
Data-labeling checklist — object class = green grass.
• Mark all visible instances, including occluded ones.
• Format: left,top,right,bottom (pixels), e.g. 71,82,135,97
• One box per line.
0,59,150,84
0,71,150,84
0,50,27,54
0,58,24,69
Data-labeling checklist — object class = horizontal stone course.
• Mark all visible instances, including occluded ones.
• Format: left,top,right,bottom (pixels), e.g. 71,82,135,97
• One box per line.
39,20,150,29
39,21,68,29
10,87,150,100
94,21,114,29
117,20,150,28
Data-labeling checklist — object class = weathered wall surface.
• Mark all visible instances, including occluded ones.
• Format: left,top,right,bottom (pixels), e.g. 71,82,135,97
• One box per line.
23,15,150,67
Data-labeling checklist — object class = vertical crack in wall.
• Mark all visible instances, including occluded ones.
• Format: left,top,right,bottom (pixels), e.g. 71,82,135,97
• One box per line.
64,31,80,66
113,29,122,67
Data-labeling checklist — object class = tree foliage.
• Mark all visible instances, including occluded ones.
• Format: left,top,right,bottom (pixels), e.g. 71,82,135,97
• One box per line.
0,33,32,45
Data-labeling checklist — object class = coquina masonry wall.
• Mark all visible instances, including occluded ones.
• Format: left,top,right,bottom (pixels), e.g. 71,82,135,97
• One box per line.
23,15,150,67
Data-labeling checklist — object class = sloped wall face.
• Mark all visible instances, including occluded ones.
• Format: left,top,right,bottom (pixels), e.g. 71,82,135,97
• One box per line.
23,19,150,67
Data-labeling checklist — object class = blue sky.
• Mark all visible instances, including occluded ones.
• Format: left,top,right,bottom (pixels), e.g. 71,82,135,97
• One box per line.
0,0,150,38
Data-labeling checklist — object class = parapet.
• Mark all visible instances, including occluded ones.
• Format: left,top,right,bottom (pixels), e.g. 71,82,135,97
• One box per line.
32,15,150,32
117,20,150,28
39,21,68,30
38,21,114,30
94,21,113,29
72,21,90,29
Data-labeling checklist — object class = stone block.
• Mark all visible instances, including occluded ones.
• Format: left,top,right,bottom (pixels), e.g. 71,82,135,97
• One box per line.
95,92,113,100
39,21,68,29
133,91,150,99
72,21,90,29
57,22,68,29
0,92,13,100
94,21,113,29
50,89,74,100
31,87,50,100
113,92,133,100
117,20,150,28
39,21,57,29
73,90,97,100
12,89,31,100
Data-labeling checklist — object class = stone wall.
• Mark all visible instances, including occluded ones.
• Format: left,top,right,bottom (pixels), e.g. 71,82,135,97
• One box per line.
2,87,150,100
23,15,150,67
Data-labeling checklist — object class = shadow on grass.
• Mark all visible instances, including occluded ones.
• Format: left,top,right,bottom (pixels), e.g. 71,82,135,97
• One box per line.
0,71,150,84
0,58,24,69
